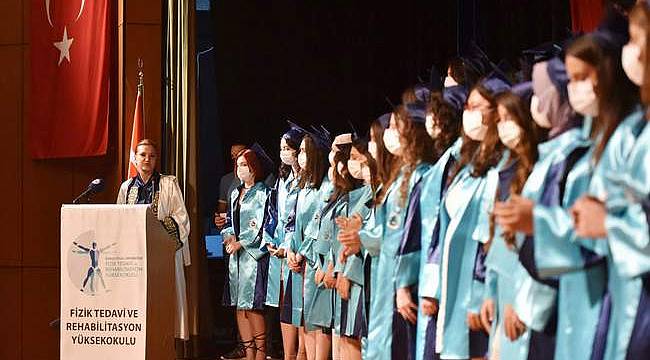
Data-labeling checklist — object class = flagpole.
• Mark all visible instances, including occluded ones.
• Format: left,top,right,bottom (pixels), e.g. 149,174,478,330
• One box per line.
137,58,145,135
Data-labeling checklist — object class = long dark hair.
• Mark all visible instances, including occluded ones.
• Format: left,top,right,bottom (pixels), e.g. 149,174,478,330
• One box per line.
566,34,639,163
428,92,461,159
278,132,302,180
328,147,361,203
397,108,437,207
298,135,327,189
449,83,504,183
370,117,401,204
351,138,380,196
490,92,539,248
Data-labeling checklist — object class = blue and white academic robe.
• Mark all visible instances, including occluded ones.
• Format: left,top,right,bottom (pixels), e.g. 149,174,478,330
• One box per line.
525,117,606,360
304,192,347,331
297,178,333,331
337,185,374,338
435,153,509,359
221,182,271,311
394,138,462,360
261,173,299,307
364,163,431,360
284,182,326,327
588,108,649,360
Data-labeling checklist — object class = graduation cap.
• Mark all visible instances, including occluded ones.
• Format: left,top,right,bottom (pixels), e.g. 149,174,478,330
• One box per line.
481,75,511,96
546,57,569,100
332,133,353,152
521,42,563,64
307,125,332,151
443,85,469,114
250,143,275,177
511,81,533,104
284,120,307,145
413,83,432,103
405,101,427,124
377,113,391,129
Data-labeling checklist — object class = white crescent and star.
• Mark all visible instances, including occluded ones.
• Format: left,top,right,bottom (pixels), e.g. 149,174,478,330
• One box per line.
45,0,87,66
54,26,74,65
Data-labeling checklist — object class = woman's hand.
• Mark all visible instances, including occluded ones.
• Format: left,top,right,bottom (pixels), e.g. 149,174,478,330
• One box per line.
336,275,351,300
267,244,286,258
315,267,325,285
494,195,535,235
503,304,527,341
480,298,495,333
214,212,227,229
396,287,418,324
420,297,439,317
287,250,302,272
467,312,484,332
225,240,242,254
571,196,608,238
323,263,336,288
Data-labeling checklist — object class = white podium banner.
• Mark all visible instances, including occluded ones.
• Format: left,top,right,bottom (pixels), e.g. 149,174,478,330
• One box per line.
61,205,148,360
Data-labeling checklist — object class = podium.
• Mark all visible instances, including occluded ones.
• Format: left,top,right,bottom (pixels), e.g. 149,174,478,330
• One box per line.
60,205,177,360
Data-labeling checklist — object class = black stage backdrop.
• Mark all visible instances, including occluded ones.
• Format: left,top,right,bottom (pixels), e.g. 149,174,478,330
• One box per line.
196,0,571,349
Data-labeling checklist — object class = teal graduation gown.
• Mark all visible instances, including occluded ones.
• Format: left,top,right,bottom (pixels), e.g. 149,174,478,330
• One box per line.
262,173,299,307
435,153,508,359
364,163,431,360
285,181,328,327
525,117,607,360
222,182,271,310
298,179,333,331
588,108,648,360
337,185,374,337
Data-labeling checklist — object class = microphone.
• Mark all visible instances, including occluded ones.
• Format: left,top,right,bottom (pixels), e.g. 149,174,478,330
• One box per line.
72,178,105,204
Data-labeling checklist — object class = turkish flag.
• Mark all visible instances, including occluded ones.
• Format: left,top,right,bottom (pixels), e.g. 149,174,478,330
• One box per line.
30,0,111,158
128,86,144,178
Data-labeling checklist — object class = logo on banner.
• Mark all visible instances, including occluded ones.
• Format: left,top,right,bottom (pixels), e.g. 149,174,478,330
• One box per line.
67,231,117,296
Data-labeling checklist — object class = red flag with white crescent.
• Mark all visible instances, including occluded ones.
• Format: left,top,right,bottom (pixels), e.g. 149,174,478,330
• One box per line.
129,86,144,178
30,0,111,158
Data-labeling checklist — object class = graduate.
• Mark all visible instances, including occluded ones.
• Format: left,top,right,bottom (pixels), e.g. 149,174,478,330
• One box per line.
359,101,433,360
393,88,465,360
478,87,540,360
285,130,330,360
336,113,398,357
261,123,306,360
116,139,191,343
435,76,510,360
571,4,650,358
303,133,353,360
221,145,274,360
335,138,379,360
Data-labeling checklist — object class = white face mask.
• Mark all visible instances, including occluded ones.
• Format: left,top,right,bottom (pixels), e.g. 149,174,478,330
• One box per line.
425,114,441,139
444,75,458,88
462,110,487,141
622,43,644,86
497,119,522,149
347,159,371,181
237,165,253,182
530,95,552,129
568,79,599,117
382,128,402,155
297,152,307,169
280,150,296,165
367,141,378,160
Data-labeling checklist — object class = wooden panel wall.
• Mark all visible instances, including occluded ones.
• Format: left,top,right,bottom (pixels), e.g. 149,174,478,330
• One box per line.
0,0,162,358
